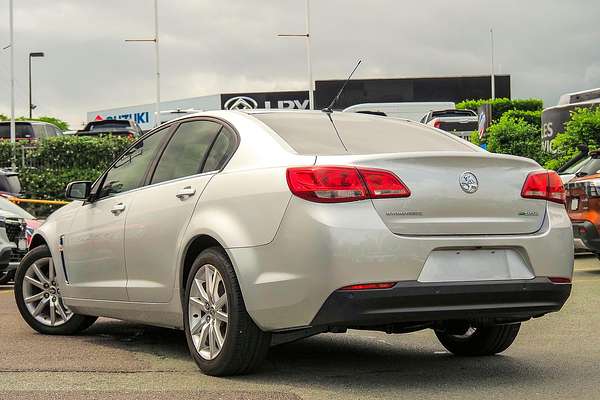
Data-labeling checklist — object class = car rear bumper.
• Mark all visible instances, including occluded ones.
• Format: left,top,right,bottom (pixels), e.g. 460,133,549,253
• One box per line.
229,200,574,331
310,278,571,328
572,220,600,253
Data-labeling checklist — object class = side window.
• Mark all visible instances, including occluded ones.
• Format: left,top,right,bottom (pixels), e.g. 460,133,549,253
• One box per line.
32,125,46,139
98,129,168,199
203,128,237,172
150,120,222,185
44,125,56,137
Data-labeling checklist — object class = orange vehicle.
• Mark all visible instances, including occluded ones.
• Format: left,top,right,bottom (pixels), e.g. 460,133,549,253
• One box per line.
566,174,600,254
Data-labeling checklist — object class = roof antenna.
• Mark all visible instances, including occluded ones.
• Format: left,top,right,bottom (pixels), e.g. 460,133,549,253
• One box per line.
322,59,362,113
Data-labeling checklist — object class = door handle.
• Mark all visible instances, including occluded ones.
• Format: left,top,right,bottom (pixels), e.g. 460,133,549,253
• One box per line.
110,203,126,215
176,186,196,199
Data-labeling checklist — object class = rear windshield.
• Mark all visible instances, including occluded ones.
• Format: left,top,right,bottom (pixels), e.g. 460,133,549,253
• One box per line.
564,156,600,177
0,123,34,139
254,112,472,155
88,121,130,131
431,110,476,118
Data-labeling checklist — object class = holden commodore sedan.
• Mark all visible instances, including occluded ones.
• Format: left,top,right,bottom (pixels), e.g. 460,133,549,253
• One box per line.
14,110,573,376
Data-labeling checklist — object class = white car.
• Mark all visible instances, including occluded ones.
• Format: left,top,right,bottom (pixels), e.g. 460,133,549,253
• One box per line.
14,110,574,376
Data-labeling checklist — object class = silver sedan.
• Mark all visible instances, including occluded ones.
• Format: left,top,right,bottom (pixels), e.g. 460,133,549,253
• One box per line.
14,110,573,376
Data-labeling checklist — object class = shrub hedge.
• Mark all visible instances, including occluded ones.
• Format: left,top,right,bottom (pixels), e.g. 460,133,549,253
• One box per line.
545,107,600,170
0,136,132,216
486,114,550,166
456,98,544,122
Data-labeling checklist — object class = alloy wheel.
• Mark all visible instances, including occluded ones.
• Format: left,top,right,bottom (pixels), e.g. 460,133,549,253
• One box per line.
188,264,229,361
22,257,73,327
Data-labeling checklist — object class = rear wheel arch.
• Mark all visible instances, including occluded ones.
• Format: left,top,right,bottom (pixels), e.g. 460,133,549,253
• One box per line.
29,234,48,250
180,234,229,303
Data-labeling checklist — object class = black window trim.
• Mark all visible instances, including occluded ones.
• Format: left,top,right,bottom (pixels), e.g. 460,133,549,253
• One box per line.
144,116,240,187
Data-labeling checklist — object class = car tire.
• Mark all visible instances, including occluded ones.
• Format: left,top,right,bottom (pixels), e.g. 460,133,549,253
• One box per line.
435,323,520,356
183,247,271,376
0,270,11,285
14,245,97,335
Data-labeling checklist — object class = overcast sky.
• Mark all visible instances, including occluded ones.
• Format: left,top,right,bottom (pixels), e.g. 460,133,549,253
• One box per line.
1,0,599,128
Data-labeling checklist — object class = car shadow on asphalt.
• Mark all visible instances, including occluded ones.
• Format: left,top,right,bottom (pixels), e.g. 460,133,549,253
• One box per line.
80,319,552,391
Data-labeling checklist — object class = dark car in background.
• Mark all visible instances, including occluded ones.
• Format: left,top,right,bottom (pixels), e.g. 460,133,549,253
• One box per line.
0,121,62,142
0,197,33,285
420,109,479,140
0,169,22,197
76,119,143,138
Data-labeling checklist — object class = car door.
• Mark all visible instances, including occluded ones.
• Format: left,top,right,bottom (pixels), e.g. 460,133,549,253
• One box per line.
62,127,171,301
124,119,238,303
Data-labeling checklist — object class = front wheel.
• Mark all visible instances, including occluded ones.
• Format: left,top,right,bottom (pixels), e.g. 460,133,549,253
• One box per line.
14,245,97,335
183,247,271,376
435,323,520,356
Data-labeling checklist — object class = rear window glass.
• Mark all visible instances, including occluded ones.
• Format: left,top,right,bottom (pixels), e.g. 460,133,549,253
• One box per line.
254,112,472,155
575,157,600,176
0,123,34,139
431,110,476,118
88,121,130,130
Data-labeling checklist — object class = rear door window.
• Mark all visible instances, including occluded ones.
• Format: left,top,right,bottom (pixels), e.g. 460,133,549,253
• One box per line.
150,120,223,184
203,128,237,172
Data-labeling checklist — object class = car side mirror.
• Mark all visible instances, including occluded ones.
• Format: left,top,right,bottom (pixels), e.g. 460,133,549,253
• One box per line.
65,181,92,200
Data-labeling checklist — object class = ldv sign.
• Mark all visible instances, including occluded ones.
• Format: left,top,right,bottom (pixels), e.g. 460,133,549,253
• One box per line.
220,91,309,111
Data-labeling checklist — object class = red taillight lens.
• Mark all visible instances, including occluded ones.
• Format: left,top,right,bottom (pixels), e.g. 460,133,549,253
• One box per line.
432,118,441,129
521,171,566,204
286,166,410,203
548,277,571,284
286,166,367,203
358,168,411,198
339,282,397,291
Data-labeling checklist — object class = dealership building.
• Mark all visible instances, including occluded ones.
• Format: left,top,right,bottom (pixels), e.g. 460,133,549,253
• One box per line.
87,75,510,131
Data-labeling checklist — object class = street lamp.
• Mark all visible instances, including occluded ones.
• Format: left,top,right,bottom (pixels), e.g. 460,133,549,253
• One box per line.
29,52,45,119
125,0,161,127
278,0,314,110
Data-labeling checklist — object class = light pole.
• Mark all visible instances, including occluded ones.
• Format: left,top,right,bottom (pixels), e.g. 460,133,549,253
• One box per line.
490,28,495,100
9,0,15,156
126,0,160,127
278,0,314,110
29,52,45,119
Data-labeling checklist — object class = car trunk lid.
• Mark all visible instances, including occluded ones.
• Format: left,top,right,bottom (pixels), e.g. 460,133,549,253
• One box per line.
316,151,546,236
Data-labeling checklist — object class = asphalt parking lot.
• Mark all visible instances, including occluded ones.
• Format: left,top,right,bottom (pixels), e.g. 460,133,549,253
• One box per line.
0,256,599,400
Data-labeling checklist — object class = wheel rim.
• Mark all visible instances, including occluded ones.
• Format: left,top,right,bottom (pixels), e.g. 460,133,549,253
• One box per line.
188,264,229,361
22,257,73,327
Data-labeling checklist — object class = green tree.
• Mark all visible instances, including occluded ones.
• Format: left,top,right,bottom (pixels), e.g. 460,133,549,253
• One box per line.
546,107,600,170
486,114,549,165
16,116,69,131
457,98,543,122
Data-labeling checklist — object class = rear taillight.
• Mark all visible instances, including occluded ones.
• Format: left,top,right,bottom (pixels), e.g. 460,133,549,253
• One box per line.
286,166,410,203
521,170,565,204
339,282,397,291
358,168,411,198
548,277,571,284
432,118,441,129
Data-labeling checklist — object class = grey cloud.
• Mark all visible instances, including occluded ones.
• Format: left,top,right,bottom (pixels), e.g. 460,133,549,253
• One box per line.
0,0,599,127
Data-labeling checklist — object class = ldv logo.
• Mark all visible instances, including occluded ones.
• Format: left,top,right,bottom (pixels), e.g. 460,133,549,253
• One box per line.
265,100,309,110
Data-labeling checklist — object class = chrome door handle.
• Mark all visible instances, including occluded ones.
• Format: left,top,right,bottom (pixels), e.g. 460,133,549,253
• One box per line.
176,186,196,199
110,203,126,215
